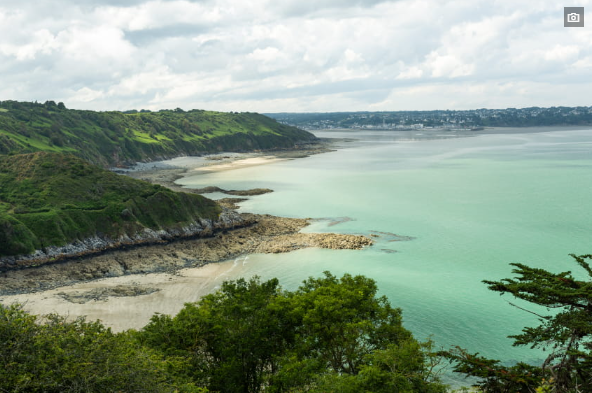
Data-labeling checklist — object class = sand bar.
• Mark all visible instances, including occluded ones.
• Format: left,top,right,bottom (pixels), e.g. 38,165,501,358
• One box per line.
192,156,287,173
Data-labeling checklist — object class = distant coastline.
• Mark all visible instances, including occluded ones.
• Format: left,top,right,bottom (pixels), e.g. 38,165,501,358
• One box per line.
266,107,592,130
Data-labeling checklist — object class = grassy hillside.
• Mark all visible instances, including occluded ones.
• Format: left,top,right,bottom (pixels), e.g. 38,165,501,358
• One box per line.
0,100,316,167
0,152,222,257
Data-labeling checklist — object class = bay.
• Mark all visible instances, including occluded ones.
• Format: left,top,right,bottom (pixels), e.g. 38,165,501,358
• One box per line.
177,127,592,383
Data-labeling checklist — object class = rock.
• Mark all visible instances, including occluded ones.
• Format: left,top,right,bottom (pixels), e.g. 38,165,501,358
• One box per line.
0,213,373,296
192,186,273,196
58,284,160,304
0,208,250,272
224,188,273,196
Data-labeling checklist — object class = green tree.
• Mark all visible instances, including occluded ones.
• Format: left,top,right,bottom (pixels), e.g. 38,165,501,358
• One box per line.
269,272,445,392
290,272,412,374
443,254,592,392
0,303,202,392
308,339,446,393
140,273,447,393
141,277,294,393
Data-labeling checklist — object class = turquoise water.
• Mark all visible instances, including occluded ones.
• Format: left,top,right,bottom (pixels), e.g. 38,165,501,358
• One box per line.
177,128,592,382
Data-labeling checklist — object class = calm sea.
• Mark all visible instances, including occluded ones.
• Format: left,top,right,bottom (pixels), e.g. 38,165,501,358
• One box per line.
177,127,592,385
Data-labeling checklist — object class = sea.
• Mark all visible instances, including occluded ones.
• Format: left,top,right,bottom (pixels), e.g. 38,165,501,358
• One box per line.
176,127,592,386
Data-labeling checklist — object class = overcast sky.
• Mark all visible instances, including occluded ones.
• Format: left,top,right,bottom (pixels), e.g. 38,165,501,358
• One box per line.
0,0,591,112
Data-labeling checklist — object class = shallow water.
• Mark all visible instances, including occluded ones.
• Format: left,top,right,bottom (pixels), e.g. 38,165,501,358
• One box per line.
177,127,592,383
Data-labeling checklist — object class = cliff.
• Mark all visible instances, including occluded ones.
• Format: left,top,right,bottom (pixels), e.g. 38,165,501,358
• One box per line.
0,152,249,269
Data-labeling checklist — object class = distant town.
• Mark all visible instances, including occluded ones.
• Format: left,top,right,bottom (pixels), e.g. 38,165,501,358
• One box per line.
266,106,592,130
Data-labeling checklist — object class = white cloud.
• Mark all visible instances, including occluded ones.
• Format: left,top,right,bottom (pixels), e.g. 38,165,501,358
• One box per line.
424,52,475,78
0,29,57,60
97,0,222,31
56,25,135,62
0,0,590,111
543,45,580,62
70,87,105,103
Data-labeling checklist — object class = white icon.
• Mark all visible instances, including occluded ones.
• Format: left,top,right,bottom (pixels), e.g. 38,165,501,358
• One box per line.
567,12,581,23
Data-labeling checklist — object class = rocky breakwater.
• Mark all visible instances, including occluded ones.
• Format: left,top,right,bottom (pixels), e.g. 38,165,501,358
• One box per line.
0,213,373,295
0,209,249,272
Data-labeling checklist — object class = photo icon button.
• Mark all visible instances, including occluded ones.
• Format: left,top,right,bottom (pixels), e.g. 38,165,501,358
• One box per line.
564,7,584,27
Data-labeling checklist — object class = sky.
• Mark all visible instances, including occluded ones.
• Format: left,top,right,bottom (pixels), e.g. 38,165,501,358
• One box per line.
0,0,591,112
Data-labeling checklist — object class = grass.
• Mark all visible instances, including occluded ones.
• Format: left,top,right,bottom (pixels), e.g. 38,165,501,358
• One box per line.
0,152,222,257
131,130,161,144
0,101,316,167
0,130,75,152
0,101,315,258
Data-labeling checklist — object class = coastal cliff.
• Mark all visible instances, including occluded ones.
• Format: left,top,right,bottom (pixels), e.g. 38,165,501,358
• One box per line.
0,152,373,278
0,208,249,271
0,100,317,168
0,152,238,267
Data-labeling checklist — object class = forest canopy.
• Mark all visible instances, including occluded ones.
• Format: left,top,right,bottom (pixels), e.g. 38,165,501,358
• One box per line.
0,272,446,393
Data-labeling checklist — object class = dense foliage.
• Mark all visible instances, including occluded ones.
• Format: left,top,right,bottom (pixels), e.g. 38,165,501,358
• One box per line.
6,257,591,392
442,254,592,392
0,152,221,257
0,273,446,392
0,100,316,167
138,272,447,393
0,303,205,392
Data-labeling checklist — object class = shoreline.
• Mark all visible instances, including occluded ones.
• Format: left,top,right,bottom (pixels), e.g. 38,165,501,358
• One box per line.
122,139,336,194
0,139,340,294
0,138,376,330
0,214,373,331
0,214,372,296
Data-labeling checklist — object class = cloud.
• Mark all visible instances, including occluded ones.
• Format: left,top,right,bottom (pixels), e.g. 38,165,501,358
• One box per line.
267,0,393,18
0,0,590,111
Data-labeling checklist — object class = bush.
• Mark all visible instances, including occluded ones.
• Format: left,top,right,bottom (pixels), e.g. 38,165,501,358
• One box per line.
0,303,203,392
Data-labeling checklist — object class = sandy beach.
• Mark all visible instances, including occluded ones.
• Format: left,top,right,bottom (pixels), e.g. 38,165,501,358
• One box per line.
123,140,334,193
191,156,287,173
1,263,239,332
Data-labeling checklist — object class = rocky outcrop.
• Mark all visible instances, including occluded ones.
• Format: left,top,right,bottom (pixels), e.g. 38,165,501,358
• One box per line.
254,233,373,253
217,198,249,209
225,188,273,196
0,213,373,295
192,186,273,196
0,209,249,272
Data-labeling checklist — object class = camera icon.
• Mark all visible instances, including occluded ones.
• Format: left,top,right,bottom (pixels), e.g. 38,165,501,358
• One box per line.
565,7,584,27
567,12,580,23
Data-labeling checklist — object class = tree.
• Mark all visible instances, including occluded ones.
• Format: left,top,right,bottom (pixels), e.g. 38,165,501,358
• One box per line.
140,273,447,393
0,303,203,392
442,254,592,392
289,272,412,375
306,339,446,393
271,272,446,393
141,277,293,393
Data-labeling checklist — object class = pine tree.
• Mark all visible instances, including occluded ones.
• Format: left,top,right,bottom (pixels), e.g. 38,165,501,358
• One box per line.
443,254,592,392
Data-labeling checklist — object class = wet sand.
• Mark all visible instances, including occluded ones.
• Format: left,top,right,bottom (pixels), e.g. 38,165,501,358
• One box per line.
1,263,238,331
191,156,287,173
